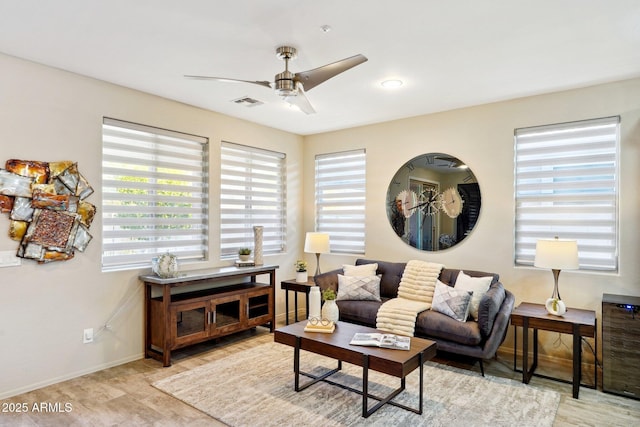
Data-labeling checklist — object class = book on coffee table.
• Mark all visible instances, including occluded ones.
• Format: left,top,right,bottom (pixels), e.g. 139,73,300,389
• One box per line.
349,332,410,350
303,321,335,334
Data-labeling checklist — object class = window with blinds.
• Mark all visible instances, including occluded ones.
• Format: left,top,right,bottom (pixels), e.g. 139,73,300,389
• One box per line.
315,149,366,254
102,118,209,271
514,116,619,271
220,142,286,258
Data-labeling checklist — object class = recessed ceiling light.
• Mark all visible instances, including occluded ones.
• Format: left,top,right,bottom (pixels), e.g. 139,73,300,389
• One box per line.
381,79,403,89
320,25,331,33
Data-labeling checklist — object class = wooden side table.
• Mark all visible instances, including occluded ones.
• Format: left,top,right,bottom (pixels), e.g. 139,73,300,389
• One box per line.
280,278,314,324
510,302,597,399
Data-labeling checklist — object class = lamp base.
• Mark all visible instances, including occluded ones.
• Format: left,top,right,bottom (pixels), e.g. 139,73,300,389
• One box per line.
545,297,566,316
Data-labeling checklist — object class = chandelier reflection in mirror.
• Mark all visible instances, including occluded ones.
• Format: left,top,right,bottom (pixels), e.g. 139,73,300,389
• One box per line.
387,153,481,251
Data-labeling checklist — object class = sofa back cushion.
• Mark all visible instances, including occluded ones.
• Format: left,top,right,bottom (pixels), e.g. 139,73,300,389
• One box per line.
355,259,406,299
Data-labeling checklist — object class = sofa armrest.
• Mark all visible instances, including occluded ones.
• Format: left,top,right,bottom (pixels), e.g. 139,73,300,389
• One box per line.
477,282,506,338
479,289,515,358
313,268,342,293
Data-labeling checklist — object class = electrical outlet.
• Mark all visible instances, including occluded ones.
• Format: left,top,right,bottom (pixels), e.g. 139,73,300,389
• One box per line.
83,328,93,344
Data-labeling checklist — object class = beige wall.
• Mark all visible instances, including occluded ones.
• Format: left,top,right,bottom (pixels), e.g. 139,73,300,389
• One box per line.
304,78,640,362
2,49,639,399
0,53,303,399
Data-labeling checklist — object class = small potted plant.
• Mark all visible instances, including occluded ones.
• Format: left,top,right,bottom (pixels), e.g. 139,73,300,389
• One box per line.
321,288,339,322
238,248,252,262
295,260,308,282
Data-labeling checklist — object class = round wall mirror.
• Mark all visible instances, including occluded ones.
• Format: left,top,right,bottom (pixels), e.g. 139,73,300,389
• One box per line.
386,153,481,251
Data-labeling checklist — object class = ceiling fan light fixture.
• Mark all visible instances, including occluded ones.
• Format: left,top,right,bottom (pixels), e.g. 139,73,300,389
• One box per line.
381,79,403,89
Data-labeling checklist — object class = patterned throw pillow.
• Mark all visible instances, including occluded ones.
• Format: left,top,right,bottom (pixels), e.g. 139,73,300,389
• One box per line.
336,274,381,301
431,280,473,322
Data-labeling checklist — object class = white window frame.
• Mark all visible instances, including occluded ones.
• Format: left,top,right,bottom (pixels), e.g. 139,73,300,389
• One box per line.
514,116,620,271
219,141,286,258
314,149,366,255
101,118,209,271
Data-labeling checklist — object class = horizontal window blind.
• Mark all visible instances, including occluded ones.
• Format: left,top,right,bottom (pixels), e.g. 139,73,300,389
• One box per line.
220,142,286,258
315,149,366,254
514,116,619,271
102,118,209,271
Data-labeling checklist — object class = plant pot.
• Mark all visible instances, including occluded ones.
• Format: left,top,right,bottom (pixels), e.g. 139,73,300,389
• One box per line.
322,299,339,322
239,254,250,262
296,271,308,282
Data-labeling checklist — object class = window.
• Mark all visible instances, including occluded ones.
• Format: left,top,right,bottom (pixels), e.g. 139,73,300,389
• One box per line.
514,116,619,271
220,142,286,258
102,118,209,271
314,149,366,254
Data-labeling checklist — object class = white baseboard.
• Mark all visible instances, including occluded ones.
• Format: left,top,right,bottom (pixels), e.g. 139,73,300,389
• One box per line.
1,353,144,400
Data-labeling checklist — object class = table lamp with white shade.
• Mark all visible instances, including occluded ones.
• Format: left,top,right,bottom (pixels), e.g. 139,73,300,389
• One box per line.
304,232,330,276
534,237,579,316
304,232,330,320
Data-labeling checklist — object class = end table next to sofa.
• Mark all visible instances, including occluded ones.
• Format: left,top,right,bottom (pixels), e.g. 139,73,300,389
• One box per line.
280,277,314,324
510,302,597,399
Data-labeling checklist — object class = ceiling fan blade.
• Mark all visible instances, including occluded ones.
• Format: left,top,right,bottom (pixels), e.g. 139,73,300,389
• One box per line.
283,83,316,114
184,75,272,89
294,54,368,91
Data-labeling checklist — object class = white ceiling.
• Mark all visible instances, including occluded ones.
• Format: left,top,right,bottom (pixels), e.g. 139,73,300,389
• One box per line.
1,1,639,135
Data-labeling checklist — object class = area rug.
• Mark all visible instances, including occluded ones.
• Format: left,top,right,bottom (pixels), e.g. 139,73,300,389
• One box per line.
152,342,559,427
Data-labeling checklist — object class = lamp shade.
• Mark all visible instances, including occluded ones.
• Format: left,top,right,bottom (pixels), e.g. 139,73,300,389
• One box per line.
304,232,330,254
534,238,579,270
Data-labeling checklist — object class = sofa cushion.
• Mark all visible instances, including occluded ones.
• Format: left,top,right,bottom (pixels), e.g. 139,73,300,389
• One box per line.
431,280,472,322
336,299,382,326
454,271,492,321
336,274,381,301
355,259,406,299
415,309,483,346
477,282,506,337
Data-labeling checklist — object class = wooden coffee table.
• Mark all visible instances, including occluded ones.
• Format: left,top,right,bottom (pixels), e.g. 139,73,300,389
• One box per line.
274,321,437,418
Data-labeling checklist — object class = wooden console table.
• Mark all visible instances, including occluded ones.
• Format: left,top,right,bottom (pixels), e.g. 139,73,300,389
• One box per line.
141,264,278,366
510,302,596,399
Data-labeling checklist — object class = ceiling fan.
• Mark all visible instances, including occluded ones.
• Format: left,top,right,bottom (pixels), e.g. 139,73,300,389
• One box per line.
185,46,368,114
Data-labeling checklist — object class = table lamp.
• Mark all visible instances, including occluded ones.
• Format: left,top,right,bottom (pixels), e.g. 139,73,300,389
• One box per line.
534,237,579,316
304,232,330,276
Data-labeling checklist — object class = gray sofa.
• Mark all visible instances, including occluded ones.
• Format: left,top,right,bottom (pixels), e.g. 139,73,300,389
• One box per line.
314,258,515,375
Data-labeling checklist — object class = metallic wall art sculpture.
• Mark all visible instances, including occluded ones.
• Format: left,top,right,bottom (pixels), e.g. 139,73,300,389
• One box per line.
0,159,95,263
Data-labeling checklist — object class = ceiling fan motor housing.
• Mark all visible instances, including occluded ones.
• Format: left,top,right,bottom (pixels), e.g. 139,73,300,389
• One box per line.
275,46,298,97
275,70,297,97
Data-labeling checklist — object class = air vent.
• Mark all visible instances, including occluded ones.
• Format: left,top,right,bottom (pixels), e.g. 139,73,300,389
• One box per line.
231,96,264,107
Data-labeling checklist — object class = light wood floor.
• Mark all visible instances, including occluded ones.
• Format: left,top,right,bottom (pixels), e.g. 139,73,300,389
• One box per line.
1,325,639,426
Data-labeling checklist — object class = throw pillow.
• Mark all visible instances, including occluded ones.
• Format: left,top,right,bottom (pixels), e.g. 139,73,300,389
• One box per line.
454,271,492,321
431,280,473,322
342,263,378,277
336,274,381,301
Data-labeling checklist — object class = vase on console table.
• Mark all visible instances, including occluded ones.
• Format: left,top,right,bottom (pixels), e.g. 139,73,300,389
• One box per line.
253,225,264,265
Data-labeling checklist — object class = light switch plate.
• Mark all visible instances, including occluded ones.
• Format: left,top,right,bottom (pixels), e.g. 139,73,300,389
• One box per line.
0,250,21,268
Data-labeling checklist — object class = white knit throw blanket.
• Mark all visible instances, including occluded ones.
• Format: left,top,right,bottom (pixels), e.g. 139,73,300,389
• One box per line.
376,260,444,336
